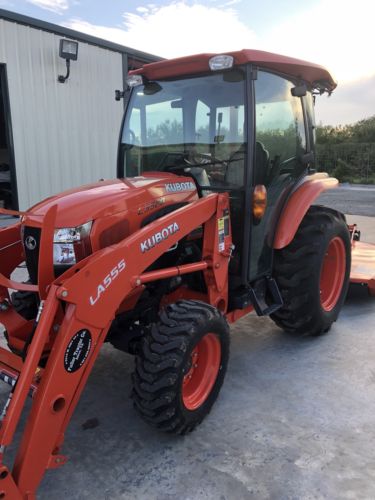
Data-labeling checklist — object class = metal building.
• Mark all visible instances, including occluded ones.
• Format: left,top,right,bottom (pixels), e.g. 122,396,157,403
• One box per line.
0,9,159,210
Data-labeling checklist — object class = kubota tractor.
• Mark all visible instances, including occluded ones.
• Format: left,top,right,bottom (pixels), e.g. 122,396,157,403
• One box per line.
0,49,374,498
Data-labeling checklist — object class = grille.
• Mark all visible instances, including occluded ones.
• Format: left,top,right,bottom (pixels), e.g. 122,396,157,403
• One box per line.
23,226,41,284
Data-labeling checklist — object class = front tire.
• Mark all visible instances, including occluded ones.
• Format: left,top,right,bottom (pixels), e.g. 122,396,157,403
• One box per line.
132,300,230,434
271,206,351,336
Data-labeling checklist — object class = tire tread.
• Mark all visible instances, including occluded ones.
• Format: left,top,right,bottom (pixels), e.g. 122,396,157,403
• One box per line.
271,205,350,336
131,300,229,434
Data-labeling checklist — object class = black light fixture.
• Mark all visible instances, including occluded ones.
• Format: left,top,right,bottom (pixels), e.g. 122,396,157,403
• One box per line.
58,39,79,83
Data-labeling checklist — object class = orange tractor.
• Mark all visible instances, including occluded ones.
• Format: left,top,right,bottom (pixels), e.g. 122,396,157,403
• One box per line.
0,49,374,498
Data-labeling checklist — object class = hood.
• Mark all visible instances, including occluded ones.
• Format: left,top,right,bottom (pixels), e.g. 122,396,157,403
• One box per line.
23,173,198,228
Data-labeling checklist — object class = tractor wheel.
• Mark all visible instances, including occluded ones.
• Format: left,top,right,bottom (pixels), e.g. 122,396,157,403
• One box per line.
131,300,230,434
11,290,38,320
271,206,351,336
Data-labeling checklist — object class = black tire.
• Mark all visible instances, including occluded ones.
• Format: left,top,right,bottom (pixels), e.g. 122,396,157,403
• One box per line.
11,290,38,320
131,300,230,434
271,206,351,336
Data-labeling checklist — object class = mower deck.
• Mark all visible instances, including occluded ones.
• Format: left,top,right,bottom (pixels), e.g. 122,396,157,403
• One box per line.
350,240,375,295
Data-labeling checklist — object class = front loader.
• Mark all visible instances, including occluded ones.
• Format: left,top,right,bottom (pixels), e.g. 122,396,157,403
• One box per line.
0,49,374,498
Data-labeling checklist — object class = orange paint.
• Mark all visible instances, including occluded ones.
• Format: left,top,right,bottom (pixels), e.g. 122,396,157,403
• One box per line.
130,49,336,91
350,240,375,296
273,174,338,249
0,190,236,498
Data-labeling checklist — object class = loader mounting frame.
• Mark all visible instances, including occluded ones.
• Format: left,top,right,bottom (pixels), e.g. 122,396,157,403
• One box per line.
0,192,238,499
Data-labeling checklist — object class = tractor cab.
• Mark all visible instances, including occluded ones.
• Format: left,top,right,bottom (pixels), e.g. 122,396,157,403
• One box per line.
118,50,335,290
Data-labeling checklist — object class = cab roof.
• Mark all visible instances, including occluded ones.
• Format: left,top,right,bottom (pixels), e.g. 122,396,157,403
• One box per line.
130,49,337,92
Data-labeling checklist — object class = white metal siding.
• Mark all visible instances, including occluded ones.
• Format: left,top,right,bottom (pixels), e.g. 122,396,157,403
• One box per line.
0,19,124,209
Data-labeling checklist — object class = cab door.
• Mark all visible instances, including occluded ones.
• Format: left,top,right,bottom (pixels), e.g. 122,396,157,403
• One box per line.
248,70,309,281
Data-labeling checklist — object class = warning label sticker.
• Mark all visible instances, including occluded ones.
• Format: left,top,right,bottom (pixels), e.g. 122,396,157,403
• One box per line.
218,218,225,252
64,330,92,373
218,211,230,252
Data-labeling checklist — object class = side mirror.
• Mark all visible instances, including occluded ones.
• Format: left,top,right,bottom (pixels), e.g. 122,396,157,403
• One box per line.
144,82,162,95
300,151,314,165
291,84,307,97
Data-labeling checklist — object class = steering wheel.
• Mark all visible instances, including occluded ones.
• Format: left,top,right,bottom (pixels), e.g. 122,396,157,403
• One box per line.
157,152,187,171
278,156,298,174
266,155,297,183
184,151,226,167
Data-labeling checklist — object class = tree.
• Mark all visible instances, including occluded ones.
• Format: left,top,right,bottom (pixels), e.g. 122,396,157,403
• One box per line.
316,115,375,183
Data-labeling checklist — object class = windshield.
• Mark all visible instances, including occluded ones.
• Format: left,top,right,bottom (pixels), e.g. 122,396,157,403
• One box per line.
119,70,246,190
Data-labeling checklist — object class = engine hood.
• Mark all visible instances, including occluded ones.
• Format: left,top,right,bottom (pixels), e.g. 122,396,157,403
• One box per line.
23,173,198,228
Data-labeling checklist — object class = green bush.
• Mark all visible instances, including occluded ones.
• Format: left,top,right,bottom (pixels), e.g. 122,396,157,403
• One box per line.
316,115,375,184
352,176,375,184
332,159,352,182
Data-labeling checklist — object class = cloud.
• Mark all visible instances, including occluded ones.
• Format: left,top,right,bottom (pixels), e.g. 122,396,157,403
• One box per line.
63,0,375,82
64,2,257,58
221,0,242,6
62,0,374,124
26,0,69,14
263,0,375,83
136,6,149,13
315,73,375,126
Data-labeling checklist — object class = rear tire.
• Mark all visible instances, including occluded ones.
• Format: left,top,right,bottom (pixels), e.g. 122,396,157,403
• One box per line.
271,206,351,336
132,300,230,434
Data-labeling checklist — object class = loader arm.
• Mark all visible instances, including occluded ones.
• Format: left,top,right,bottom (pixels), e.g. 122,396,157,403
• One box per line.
0,192,232,498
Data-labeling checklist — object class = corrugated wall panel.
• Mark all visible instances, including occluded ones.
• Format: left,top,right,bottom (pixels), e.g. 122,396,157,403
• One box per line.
0,19,124,209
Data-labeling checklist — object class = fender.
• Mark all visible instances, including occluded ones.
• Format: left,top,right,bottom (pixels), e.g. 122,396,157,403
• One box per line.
273,173,339,249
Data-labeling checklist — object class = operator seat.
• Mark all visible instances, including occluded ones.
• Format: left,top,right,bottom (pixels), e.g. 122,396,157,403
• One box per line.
225,141,270,186
225,143,246,186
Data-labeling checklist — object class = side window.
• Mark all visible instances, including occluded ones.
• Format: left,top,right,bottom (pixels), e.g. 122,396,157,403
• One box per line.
254,71,307,186
249,71,308,282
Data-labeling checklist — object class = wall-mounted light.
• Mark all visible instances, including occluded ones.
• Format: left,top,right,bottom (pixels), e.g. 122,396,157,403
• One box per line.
115,90,125,101
58,39,79,83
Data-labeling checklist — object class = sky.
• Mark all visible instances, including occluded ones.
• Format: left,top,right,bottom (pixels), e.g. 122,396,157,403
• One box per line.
3,0,375,126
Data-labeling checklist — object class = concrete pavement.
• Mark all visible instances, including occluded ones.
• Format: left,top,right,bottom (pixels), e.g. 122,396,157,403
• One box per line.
33,282,375,499
346,214,374,242
317,183,375,217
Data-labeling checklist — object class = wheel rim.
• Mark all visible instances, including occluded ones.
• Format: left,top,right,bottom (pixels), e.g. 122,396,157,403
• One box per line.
319,236,346,312
182,333,221,411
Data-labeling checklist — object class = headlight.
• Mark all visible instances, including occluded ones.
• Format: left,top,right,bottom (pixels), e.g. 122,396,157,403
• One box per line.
53,221,92,266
